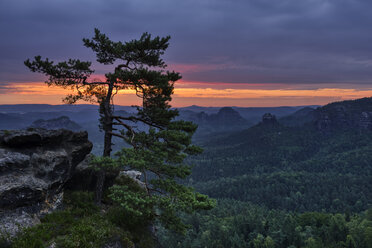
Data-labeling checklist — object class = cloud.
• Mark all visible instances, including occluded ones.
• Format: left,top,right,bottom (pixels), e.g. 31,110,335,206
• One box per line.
0,83,17,94
1,0,372,86
2,81,372,107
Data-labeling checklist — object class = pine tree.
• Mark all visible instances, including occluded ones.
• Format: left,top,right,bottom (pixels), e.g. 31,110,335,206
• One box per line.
25,29,215,235
24,29,180,204
110,120,215,233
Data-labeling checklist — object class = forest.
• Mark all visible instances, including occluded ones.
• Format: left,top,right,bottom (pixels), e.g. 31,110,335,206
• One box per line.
159,199,372,248
157,99,372,247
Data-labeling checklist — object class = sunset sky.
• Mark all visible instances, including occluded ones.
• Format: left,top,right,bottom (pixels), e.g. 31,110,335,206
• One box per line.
1,0,372,107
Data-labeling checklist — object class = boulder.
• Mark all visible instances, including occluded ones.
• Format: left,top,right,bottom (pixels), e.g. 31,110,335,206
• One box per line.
0,128,92,237
119,170,146,189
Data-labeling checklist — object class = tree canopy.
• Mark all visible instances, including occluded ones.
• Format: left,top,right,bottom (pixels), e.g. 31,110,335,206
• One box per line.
24,29,215,238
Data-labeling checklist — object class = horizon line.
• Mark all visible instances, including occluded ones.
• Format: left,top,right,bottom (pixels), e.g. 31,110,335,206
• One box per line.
0,103,322,109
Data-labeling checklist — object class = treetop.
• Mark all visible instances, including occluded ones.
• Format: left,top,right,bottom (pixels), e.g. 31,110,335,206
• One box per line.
83,28,171,69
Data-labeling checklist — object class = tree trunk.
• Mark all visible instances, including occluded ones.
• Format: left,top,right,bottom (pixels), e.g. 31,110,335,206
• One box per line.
94,82,114,205
94,169,106,205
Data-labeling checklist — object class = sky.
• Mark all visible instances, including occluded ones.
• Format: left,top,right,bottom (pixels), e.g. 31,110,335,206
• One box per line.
1,0,372,107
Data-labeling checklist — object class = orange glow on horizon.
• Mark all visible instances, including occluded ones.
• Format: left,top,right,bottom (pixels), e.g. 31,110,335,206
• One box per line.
1,82,372,107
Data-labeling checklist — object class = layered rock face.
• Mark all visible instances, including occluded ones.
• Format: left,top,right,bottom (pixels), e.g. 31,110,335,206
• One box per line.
311,97,372,133
315,108,372,132
0,129,92,236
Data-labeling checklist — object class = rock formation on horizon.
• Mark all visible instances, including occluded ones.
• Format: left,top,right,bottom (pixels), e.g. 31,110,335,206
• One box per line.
261,113,278,126
30,116,82,131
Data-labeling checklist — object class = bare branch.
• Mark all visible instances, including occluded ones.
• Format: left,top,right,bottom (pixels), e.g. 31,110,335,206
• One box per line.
116,63,135,71
143,170,151,196
112,115,164,130
112,117,136,146
148,187,164,195
82,81,110,86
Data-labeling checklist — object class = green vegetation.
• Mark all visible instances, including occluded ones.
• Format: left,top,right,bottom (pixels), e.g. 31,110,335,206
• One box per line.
7,191,150,248
159,200,372,248
157,115,372,247
189,123,372,212
112,121,216,233
81,118,216,237
6,169,212,247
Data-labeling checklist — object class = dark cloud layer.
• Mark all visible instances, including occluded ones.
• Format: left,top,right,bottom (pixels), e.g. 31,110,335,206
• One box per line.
1,0,372,86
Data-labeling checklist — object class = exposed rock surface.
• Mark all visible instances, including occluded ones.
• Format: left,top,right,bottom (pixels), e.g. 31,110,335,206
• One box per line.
314,101,372,133
359,112,372,129
65,154,118,192
119,170,146,189
0,128,92,237
0,210,41,238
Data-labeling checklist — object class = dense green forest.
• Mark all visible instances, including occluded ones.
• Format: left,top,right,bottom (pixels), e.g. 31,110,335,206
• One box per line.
189,124,372,213
158,100,372,247
159,200,372,248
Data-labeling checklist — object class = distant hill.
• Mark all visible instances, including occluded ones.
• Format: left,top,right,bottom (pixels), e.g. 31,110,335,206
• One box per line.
231,105,319,123
279,97,372,132
0,103,322,155
0,104,318,125
30,116,82,131
180,105,221,114
0,104,136,114
179,105,319,124
186,107,248,126
180,107,252,137
279,107,316,126
0,113,24,129
189,110,372,213
186,97,372,214
0,104,98,113
314,97,372,132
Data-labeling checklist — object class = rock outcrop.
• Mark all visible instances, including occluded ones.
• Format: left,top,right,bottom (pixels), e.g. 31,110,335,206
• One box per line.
278,97,372,133
315,106,372,133
65,155,118,192
261,113,278,126
316,113,332,132
119,170,146,189
0,128,92,237
359,112,372,129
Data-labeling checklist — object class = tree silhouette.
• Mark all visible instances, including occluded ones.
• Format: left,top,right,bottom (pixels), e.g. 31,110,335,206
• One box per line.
25,29,181,204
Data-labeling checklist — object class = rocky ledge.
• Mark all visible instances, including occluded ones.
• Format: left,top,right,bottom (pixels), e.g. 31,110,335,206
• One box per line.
0,128,92,237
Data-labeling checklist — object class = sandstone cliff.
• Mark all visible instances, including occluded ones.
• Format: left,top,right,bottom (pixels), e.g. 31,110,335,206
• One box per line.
0,129,92,237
